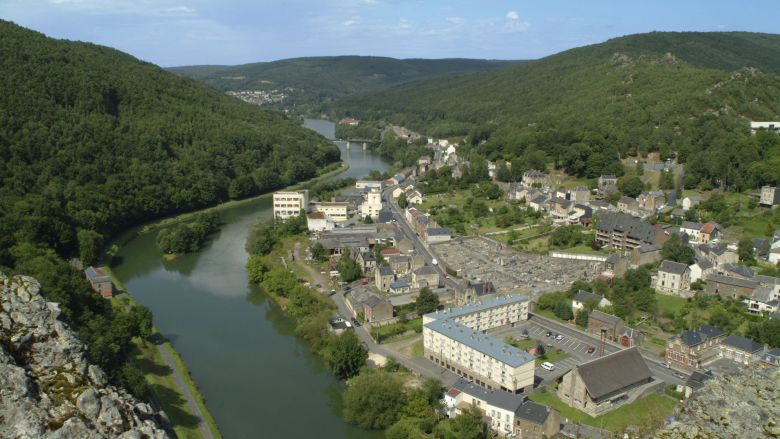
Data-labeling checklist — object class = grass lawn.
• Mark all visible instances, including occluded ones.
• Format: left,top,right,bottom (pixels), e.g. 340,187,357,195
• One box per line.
412,340,424,357
505,336,535,350
556,244,608,256
536,350,570,365
655,293,689,317
374,318,422,342
529,389,677,433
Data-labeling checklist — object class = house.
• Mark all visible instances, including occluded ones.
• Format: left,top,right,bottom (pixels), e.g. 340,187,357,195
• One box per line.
412,265,440,289
656,260,691,297
617,196,640,215
760,186,780,207
522,170,548,187
619,327,643,348
680,221,704,243
682,195,702,211
573,204,593,226
666,325,726,370
770,248,780,264
750,121,780,134
312,201,349,222
328,316,353,334
557,348,657,416
699,222,720,244
696,244,739,268
444,378,561,438
595,212,668,250
722,263,755,280
387,254,410,275
375,265,395,292
758,348,780,369
380,248,401,260
603,253,629,278
426,227,452,244
568,186,590,204
356,180,383,190
587,310,624,341
508,183,529,201
528,194,549,212
405,189,423,205
630,244,663,267
306,211,335,232
360,190,383,220
338,117,360,126
638,191,666,212
598,175,618,188
571,291,611,314
719,334,763,367
316,234,370,256
391,186,406,198
747,286,778,314
689,259,714,283
705,274,759,299
377,210,394,224
84,267,114,298
272,190,309,220
454,280,497,306
356,251,377,274
418,155,432,166
549,197,574,219
677,370,714,398
389,280,411,295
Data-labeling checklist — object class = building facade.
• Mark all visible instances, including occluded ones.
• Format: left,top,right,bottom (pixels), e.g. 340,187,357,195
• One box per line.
272,190,309,220
666,325,726,370
313,202,349,222
655,260,691,297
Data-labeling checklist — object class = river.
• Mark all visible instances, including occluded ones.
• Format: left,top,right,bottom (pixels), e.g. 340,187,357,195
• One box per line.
112,119,388,439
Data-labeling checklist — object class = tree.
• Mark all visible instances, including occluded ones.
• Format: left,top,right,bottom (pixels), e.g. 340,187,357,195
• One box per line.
618,176,645,198
433,406,487,439
343,371,406,429
549,225,584,248
553,300,574,321
659,169,675,190
387,418,428,439
738,237,756,265
415,287,440,314
328,331,368,379
398,192,409,208
246,254,269,284
134,305,154,340
77,229,103,266
311,242,327,263
337,252,363,282
661,233,695,264
575,309,589,328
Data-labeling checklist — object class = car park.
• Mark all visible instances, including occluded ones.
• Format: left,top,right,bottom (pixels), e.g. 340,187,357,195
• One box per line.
555,334,563,341
587,346,595,354
545,331,552,337
541,362,555,371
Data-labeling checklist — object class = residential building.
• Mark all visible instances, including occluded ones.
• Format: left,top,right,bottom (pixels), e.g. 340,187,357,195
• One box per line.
557,348,657,416
656,260,691,297
328,316,353,335
306,211,334,232
619,327,643,348
412,265,440,289
677,370,714,398
758,348,780,369
375,265,394,292
568,186,590,204
682,195,702,211
699,223,720,244
522,170,548,187
598,175,618,188
722,263,755,280
696,245,739,268
587,310,624,341
630,244,663,267
356,251,377,274
549,197,574,219
388,254,411,275
360,190,383,220
272,190,309,220
423,295,534,393
595,212,668,250
689,259,714,283
680,221,704,242
603,253,629,278
405,189,423,205
313,201,349,222
571,291,611,314
426,227,452,244
638,191,666,211
84,267,114,298
770,248,780,264
444,379,560,438
750,121,780,134
454,280,497,306
747,286,778,314
345,289,393,322
380,248,401,260
338,117,360,126
705,274,759,299
760,186,780,207
355,180,383,190
528,195,549,212
617,196,640,215
719,335,763,367
666,325,726,370
389,280,411,295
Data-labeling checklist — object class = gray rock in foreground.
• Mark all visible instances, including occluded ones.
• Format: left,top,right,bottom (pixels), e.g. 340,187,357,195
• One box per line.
656,367,780,438
0,273,171,438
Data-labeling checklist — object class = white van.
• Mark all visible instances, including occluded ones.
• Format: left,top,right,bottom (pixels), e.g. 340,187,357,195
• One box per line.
541,362,555,371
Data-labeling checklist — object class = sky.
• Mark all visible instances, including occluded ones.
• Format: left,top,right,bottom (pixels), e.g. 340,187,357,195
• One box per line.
1,0,777,67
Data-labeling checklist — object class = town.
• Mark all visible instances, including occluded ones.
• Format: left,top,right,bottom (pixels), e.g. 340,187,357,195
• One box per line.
266,122,780,438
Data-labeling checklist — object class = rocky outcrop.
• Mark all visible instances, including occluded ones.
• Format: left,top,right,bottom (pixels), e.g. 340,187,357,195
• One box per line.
656,368,780,438
0,273,171,438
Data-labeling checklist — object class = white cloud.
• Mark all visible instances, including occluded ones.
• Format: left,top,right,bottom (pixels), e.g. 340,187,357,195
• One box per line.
343,16,360,27
506,10,519,20
445,16,463,25
398,18,411,30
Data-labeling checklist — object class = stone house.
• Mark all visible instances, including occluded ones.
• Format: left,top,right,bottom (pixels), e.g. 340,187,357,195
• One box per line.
697,245,739,268
374,265,394,292
689,259,714,283
454,280,496,306
666,325,726,370
345,290,393,323
705,274,758,300
598,175,618,188
587,310,624,341
571,291,611,314
557,348,657,416
617,196,640,215
760,186,780,207
412,265,440,289
522,169,549,187
682,195,702,211
388,254,411,275
719,334,763,367
655,260,691,297
356,251,377,274
84,267,114,298
630,244,663,267
638,191,666,212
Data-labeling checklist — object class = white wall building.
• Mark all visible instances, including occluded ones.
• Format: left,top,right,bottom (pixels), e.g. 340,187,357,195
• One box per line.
313,202,349,222
360,190,383,219
273,190,309,220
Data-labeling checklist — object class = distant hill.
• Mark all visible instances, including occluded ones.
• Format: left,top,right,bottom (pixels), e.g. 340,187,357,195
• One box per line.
168,56,521,107
0,20,340,265
330,32,780,189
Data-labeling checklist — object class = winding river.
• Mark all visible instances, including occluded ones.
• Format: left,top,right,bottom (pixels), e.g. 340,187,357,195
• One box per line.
112,119,388,438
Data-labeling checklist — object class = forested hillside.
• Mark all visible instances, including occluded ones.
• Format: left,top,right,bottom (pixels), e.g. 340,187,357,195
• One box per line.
169,56,519,106
331,32,780,189
0,20,339,397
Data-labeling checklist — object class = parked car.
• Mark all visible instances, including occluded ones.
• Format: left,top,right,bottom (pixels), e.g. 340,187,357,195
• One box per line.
545,331,552,337
351,317,361,327
587,346,595,354
674,372,685,379
555,334,563,341
520,330,530,339
541,362,555,371
361,279,369,285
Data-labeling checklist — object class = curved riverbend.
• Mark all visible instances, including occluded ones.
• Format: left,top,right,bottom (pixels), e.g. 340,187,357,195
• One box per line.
112,119,388,438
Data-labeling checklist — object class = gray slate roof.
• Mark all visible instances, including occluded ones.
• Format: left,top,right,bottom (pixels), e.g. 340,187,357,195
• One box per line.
452,378,524,412
573,290,603,304
659,260,689,275
722,334,763,353
576,348,652,400
681,221,705,231
427,319,534,368
706,274,759,289
589,309,623,326
514,400,552,425
415,265,437,276
678,325,725,346
685,370,713,390
427,227,451,236
596,212,658,244
424,294,528,322
722,263,754,278
377,265,394,276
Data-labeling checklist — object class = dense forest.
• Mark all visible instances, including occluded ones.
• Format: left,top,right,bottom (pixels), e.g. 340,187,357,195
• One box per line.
331,32,780,189
169,56,521,108
0,20,339,397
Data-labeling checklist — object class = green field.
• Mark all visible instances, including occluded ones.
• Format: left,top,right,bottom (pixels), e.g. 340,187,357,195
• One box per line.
655,293,689,317
536,350,570,365
529,389,677,433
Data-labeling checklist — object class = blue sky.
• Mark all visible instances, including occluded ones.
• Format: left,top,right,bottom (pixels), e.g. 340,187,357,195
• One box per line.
1,0,777,67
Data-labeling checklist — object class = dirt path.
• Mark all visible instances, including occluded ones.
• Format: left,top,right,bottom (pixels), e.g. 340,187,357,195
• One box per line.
157,344,214,439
